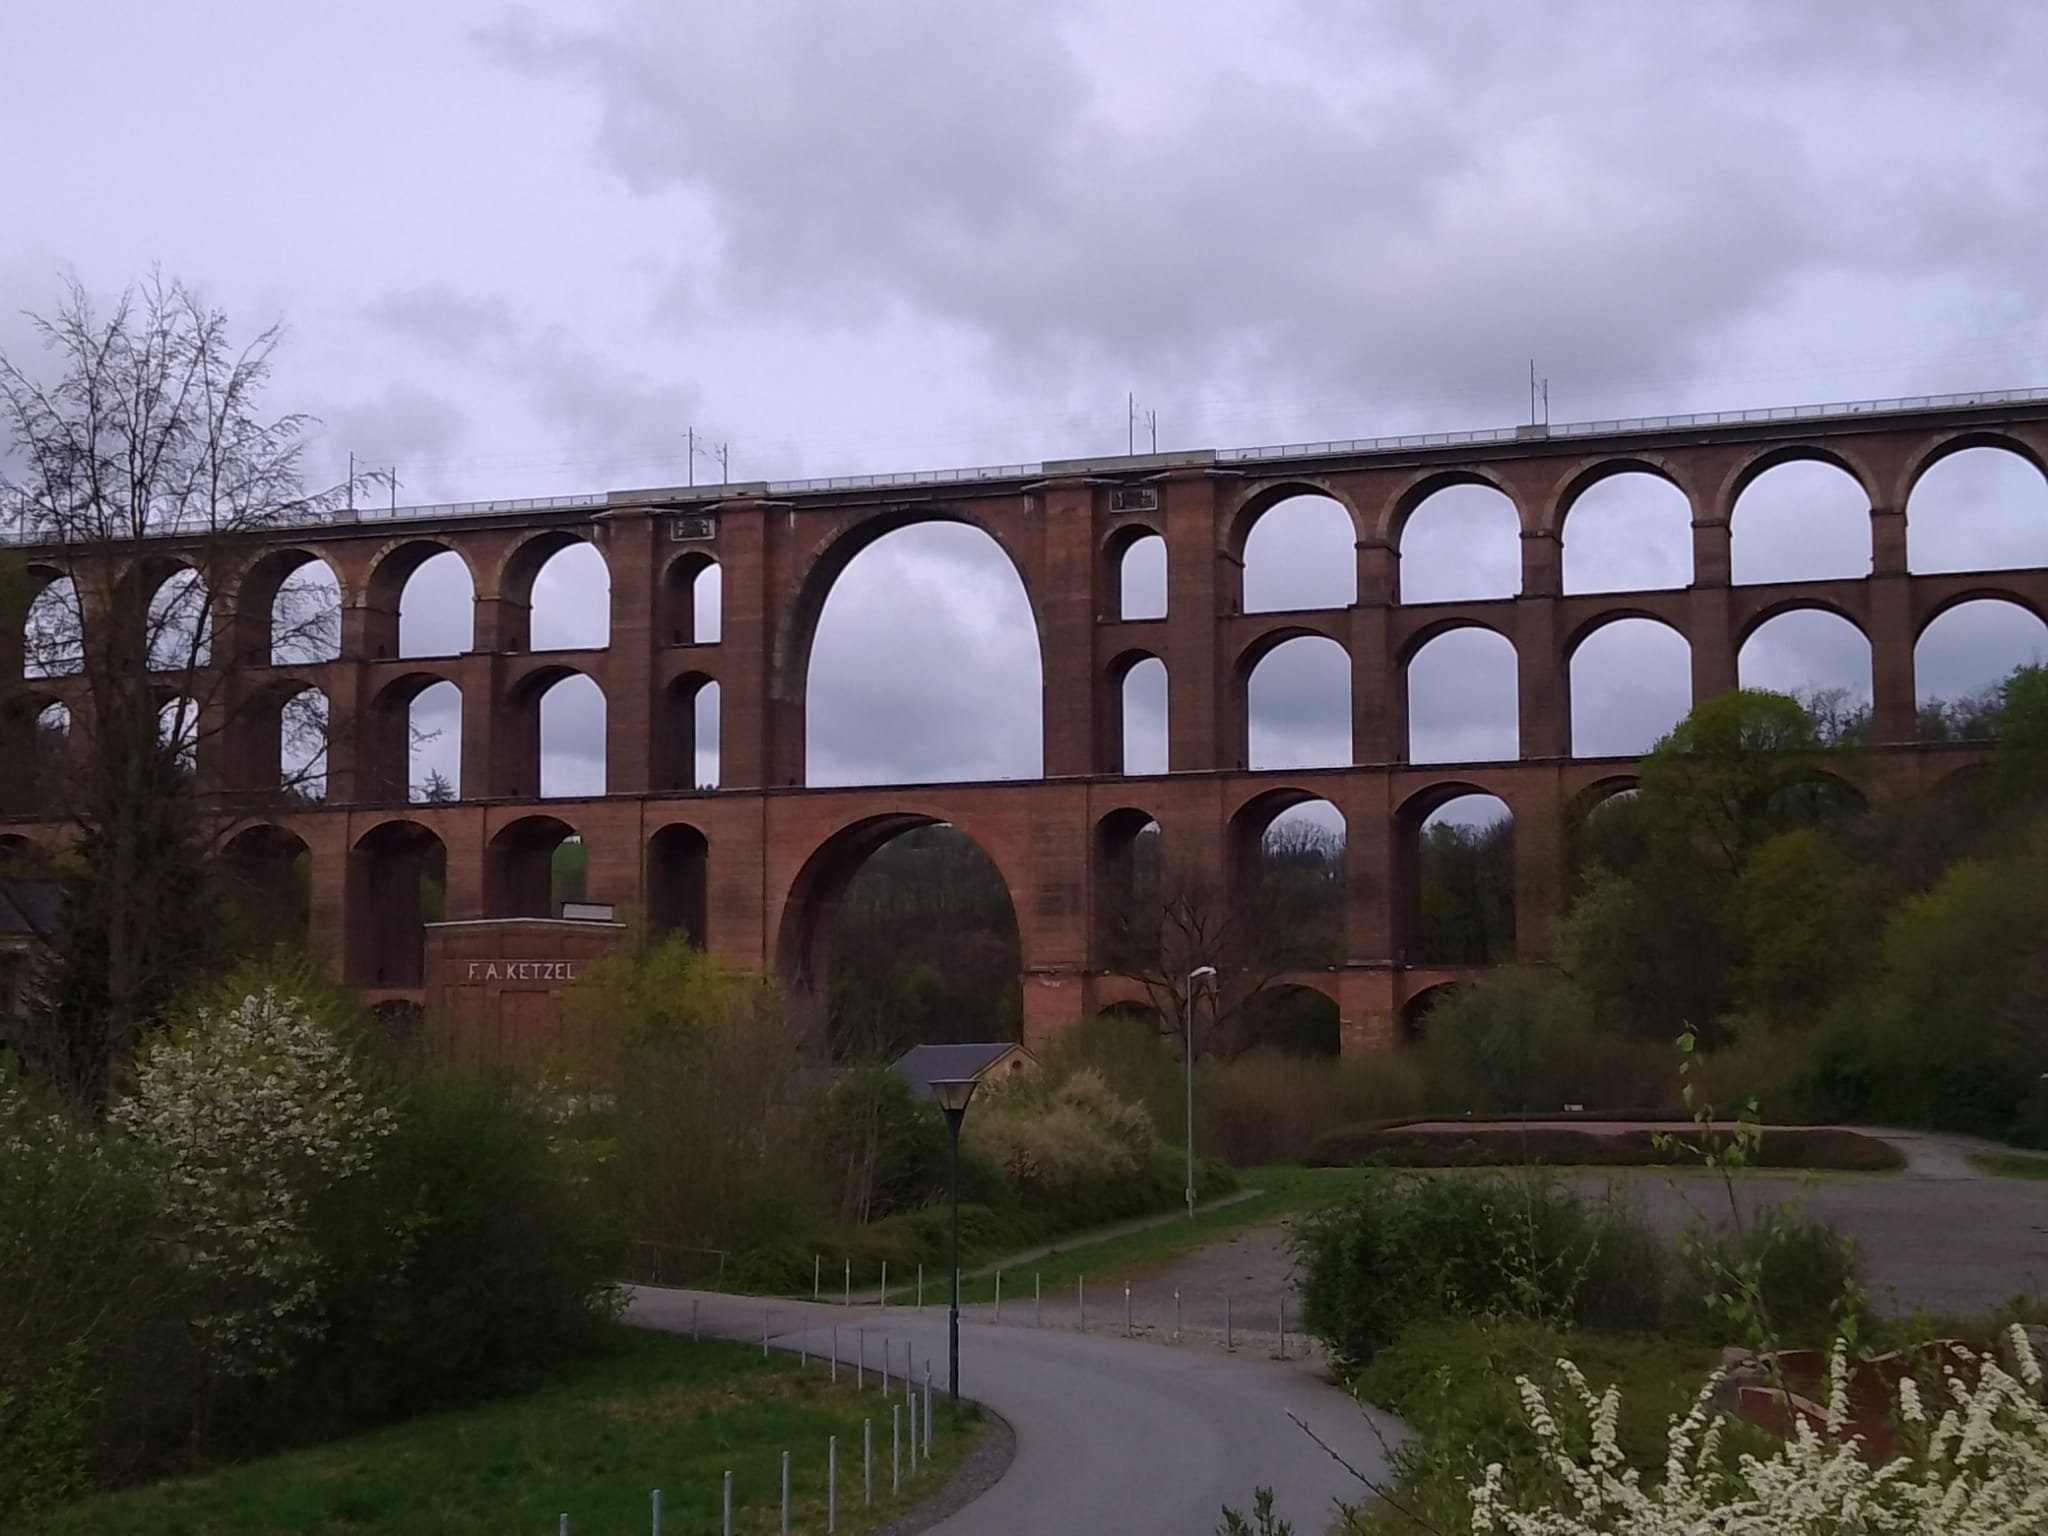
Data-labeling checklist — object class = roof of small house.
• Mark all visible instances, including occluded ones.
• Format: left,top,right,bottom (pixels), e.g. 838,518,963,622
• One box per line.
891,1041,1034,1098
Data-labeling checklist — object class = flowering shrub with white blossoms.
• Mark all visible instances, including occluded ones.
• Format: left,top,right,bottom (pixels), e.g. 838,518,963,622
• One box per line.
111,989,392,1377
1469,1327,2048,1536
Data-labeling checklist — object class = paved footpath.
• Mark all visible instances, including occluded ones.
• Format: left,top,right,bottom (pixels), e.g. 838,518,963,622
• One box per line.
629,1286,1405,1536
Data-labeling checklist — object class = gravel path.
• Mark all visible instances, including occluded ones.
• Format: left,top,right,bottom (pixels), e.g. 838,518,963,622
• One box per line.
1058,1133,2048,1328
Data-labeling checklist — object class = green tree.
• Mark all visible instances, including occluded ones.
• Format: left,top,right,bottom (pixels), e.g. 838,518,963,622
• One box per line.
1725,827,1858,1035
1637,689,1837,875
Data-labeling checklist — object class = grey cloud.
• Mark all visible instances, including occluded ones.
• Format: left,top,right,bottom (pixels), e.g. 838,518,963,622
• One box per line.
1915,601,2048,705
1408,629,1517,765
366,284,520,361
1247,637,1349,770
1570,619,1692,757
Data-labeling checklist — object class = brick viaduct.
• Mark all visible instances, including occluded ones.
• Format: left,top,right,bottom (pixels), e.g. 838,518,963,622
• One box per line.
5,392,2047,1049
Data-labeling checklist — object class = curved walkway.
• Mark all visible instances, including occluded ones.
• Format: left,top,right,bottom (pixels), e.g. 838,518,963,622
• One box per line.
629,1286,1404,1536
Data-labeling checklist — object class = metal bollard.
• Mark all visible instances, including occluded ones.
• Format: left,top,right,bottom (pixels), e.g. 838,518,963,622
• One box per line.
917,1262,924,1309
1124,1282,1132,1337
814,1254,821,1300
800,1324,808,1368
880,1260,888,1306
864,1418,873,1506
780,1449,790,1536
828,1434,838,1532
857,1327,865,1390
1035,1272,1042,1327
908,1389,919,1475
652,1487,662,1536
892,1404,902,1493
923,1365,933,1457
1226,1293,1234,1352
831,1325,839,1384
844,1258,851,1307
559,1516,569,1536
994,1269,1002,1323
722,1470,733,1536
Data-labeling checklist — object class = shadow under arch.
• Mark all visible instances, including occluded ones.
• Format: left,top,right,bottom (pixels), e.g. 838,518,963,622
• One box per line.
486,814,583,918
1399,980,1464,1043
773,809,1028,991
1094,806,1161,969
345,818,447,988
221,822,312,947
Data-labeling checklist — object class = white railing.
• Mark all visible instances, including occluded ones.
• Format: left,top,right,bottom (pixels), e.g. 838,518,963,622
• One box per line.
6,386,2044,543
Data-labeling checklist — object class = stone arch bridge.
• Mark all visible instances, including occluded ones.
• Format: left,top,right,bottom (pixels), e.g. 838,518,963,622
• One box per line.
5,390,2046,1049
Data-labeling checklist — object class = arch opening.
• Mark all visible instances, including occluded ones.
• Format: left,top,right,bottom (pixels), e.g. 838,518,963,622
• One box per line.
524,538,611,651
647,824,709,947
1399,982,1463,1043
1095,808,1162,971
1404,791,1514,966
1400,482,1520,603
1246,635,1350,770
1561,471,1692,594
221,824,312,950
662,553,722,646
23,576,82,678
1238,983,1341,1058
1118,654,1168,775
1233,795,1346,970
659,674,720,792
1115,530,1167,620
345,821,446,988
1907,444,2048,575
1731,459,1870,584
785,819,1022,1059
1738,610,1872,739
268,556,342,665
804,522,1042,788
1570,617,1691,756
408,679,462,802
1242,494,1354,613
396,548,474,658
535,672,606,799
486,815,582,918
275,684,329,801
1407,627,1518,764
157,694,199,778
145,566,211,672
1915,598,2048,741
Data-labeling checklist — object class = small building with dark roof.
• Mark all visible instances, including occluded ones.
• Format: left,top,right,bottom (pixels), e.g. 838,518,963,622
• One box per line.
891,1041,1037,1100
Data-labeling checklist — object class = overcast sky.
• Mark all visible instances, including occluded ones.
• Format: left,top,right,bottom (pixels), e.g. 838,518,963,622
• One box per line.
7,1,2048,829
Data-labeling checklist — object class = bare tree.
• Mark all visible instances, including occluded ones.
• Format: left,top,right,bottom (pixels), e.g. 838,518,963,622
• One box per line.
1102,855,1297,1061
0,275,364,1105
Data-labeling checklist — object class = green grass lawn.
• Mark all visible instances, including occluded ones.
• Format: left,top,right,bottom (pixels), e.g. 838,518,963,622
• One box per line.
1969,1151,2048,1180
46,1329,981,1536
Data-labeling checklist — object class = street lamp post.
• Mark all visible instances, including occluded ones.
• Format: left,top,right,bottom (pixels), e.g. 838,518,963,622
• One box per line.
928,1077,980,1401
1184,965,1217,1219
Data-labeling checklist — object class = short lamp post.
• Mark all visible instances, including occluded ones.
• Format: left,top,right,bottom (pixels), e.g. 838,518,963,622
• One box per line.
1184,965,1217,1219
929,1076,980,1401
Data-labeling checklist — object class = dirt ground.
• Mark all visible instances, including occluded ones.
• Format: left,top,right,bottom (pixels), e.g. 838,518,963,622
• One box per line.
961,1136,2048,1348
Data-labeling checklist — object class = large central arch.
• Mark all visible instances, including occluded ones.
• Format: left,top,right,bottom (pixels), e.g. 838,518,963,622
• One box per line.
772,505,1047,788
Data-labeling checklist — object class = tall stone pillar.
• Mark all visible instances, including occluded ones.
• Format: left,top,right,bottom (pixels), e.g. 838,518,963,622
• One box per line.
1037,480,1101,779
1688,518,1738,704
1515,530,1566,758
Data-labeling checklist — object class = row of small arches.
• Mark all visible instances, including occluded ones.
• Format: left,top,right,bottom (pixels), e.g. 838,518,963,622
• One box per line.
1114,446,2048,617
20,546,724,679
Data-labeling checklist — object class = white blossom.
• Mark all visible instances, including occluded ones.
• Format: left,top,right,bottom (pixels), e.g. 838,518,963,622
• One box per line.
1469,1329,2048,1536
111,990,391,1378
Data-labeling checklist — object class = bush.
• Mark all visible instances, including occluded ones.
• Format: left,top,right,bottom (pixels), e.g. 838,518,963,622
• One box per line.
254,1069,622,1444
1680,1205,1864,1339
1304,1124,1903,1172
1292,1173,1667,1370
1419,972,1673,1114
1195,1051,1427,1166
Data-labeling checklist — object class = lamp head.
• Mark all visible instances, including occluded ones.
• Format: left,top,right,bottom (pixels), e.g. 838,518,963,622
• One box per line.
929,1077,980,1115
